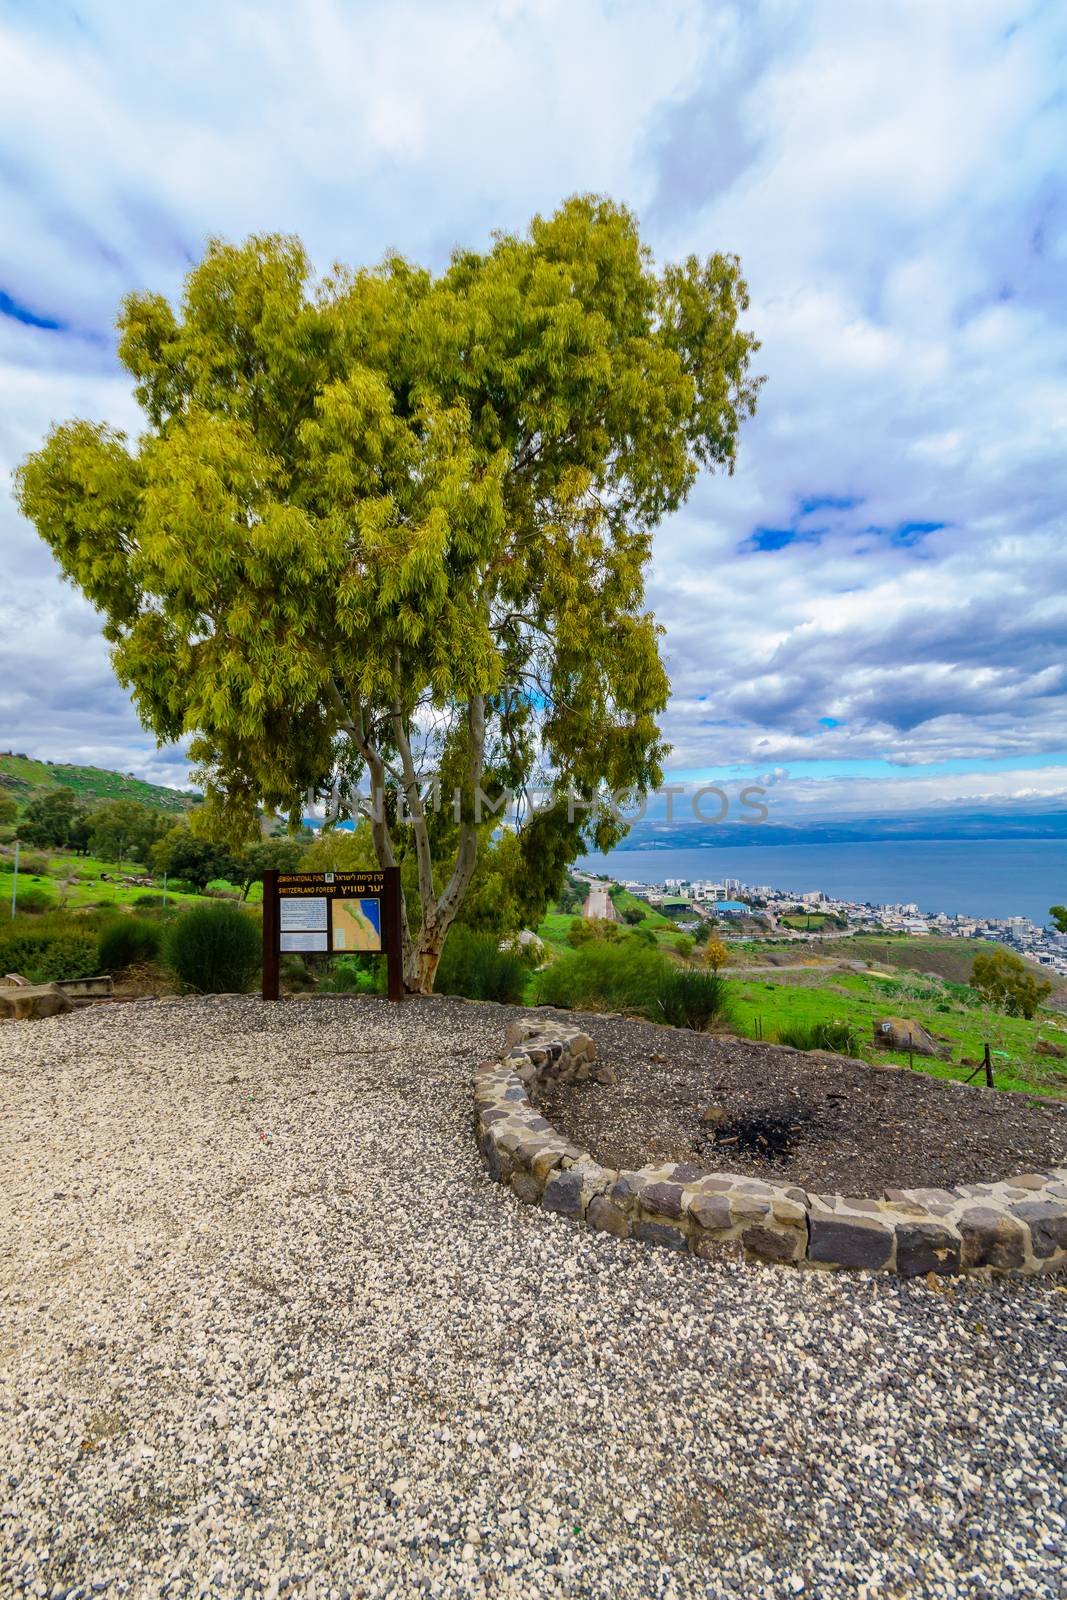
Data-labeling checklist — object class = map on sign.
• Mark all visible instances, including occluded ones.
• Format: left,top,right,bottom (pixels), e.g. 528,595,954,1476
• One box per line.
331,898,383,952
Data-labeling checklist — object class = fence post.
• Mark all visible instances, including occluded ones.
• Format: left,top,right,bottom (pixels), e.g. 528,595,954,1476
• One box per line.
983,1042,993,1088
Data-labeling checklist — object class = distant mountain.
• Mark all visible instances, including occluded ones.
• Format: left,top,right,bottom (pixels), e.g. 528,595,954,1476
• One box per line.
614,808,1067,850
0,751,199,815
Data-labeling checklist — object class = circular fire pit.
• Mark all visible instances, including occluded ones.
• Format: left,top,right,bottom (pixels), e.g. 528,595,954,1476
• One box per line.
475,1015,1067,1278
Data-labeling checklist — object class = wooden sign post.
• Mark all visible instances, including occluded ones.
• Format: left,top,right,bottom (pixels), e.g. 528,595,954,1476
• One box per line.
261,867,404,1002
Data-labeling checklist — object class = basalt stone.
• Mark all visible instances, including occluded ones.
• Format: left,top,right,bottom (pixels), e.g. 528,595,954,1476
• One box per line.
632,1220,688,1252
611,1173,643,1208
641,1182,685,1220
591,1064,617,1086
586,1195,631,1239
1010,1200,1067,1258
478,1107,511,1126
481,1139,514,1184
569,1033,596,1060
957,1207,1028,1272
690,1231,743,1263
670,1162,706,1184
531,1145,569,1181
542,1170,584,1218
894,1219,962,1278
743,1225,804,1264
511,1170,543,1206
808,1213,895,1271
687,1193,732,1232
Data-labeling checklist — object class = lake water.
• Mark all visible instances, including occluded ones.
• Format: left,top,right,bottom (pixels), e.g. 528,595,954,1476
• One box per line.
576,840,1067,925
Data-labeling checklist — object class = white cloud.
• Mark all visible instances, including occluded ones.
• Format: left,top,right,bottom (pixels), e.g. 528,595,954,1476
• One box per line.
0,0,1065,811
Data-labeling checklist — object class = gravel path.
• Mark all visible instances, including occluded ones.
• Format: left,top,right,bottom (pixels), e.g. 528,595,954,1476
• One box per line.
1,995,1065,1600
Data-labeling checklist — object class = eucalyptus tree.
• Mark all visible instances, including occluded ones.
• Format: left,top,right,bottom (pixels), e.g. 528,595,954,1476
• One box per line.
16,197,761,990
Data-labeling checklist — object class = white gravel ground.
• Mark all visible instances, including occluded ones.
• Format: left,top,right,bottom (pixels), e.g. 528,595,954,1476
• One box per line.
1,994,1065,1600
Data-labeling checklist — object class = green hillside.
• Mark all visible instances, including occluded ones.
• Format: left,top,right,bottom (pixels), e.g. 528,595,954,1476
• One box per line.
0,751,198,816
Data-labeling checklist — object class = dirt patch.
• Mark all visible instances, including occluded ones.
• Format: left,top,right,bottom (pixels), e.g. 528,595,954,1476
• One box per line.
537,1020,1067,1193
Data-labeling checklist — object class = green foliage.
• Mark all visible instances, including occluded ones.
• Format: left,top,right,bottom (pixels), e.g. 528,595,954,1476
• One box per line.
970,947,1052,1019
88,799,168,866
165,902,261,993
673,934,694,956
152,826,237,893
234,835,308,899
14,884,54,914
566,916,620,947
777,1019,861,1055
655,967,733,1031
17,788,90,850
1049,904,1067,934
300,825,377,873
15,203,760,989
622,905,645,925
0,913,99,982
97,917,164,972
316,956,383,995
0,792,16,826
703,936,730,972
625,924,658,947
433,925,527,1004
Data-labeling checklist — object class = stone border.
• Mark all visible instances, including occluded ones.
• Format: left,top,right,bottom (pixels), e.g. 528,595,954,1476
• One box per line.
474,1016,1067,1277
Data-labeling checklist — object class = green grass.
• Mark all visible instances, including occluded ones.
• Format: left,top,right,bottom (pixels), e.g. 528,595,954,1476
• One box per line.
536,888,685,958
0,752,198,816
728,966,1067,1099
0,849,260,913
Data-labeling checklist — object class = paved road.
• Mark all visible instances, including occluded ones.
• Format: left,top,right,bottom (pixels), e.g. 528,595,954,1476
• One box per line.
582,883,617,921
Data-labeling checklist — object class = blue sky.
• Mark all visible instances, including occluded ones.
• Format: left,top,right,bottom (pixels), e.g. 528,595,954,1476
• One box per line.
1,0,1066,821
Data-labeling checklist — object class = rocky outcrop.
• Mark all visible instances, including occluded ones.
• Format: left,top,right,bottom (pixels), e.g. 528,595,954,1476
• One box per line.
475,1016,1067,1278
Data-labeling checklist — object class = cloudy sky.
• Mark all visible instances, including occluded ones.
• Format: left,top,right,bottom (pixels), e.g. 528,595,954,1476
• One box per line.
2,0,1066,821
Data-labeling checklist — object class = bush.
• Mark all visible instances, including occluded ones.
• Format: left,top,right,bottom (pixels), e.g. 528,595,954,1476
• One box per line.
133,892,166,908
673,934,694,956
97,917,163,972
18,854,50,876
0,913,99,983
536,940,662,1014
434,925,527,1003
317,956,384,995
655,968,733,1031
13,884,54,914
536,943,733,1031
165,902,261,993
777,1019,861,1055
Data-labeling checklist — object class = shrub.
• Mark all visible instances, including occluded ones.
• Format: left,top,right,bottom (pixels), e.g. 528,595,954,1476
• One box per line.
626,924,658,947
777,1019,861,1055
536,942,670,1016
673,934,694,956
622,905,645,925
434,925,527,1004
134,892,166,908
97,917,163,972
655,968,733,1031
317,956,383,995
18,854,50,876
14,884,54,914
0,913,99,983
536,943,733,1031
165,902,261,993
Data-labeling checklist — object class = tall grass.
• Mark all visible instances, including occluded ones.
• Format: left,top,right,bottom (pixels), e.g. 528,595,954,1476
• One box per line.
777,1018,861,1055
165,903,261,993
97,917,163,972
536,943,733,1031
434,926,527,1004
0,911,100,983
